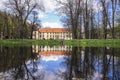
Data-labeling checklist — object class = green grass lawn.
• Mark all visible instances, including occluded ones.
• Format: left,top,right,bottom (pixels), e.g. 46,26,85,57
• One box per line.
0,39,120,47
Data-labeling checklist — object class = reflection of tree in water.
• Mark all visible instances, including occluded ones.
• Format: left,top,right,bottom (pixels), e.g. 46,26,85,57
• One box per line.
0,45,41,80
62,47,120,80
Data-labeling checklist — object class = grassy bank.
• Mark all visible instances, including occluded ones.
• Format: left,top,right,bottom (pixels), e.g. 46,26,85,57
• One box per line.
0,39,120,47
65,39,120,47
0,39,60,46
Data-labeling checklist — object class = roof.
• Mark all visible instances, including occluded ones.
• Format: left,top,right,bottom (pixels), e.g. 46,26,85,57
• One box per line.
38,28,70,33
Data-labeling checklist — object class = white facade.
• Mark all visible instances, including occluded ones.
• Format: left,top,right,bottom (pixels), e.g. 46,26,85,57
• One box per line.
32,31,39,39
33,28,72,40
39,32,72,40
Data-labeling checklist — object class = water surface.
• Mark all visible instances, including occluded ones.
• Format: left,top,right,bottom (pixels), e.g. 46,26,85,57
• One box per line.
0,45,120,80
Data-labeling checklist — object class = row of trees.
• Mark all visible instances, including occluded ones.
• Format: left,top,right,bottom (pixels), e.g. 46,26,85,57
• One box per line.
57,0,120,39
0,11,30,39
0,0,120,39
0,0,43,39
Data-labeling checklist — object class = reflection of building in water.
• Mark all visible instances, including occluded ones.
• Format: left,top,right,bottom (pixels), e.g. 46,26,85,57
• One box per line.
32,45,71,55
39,51,69,55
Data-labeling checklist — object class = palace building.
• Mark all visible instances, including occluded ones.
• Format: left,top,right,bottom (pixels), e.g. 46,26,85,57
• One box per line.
32,28,72,40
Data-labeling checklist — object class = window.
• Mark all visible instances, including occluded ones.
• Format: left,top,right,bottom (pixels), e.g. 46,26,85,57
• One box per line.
66,35,68,37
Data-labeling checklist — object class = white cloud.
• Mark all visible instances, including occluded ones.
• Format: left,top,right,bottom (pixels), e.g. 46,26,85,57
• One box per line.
0,0,6,11
38,12,47,19
43,0,58,12
42,22,63,28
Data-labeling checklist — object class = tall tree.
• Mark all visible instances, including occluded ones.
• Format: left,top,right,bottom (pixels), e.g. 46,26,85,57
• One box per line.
29,11,40,39
0,12,5,39
100,0,109,39
57,0,81,39
84,0,89,39
111,0,117,38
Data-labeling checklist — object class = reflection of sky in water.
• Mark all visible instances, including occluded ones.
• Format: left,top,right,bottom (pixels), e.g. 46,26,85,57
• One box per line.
41,55,66,72
26,54,120,80
91,55,120,80
0,53,120,80
26,55,67,80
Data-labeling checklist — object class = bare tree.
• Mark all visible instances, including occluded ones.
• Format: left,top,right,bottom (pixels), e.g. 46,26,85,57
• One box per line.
4,0,44,38
84,0,89,39
56,0,82,39
100,0,109,39
57,0,120,39
29,11,40,39
111,0,117,38
57,0,98,39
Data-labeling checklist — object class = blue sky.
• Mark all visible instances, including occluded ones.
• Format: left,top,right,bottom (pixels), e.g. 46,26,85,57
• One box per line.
42,12,61,23
39,11,63,28
37,0,63,28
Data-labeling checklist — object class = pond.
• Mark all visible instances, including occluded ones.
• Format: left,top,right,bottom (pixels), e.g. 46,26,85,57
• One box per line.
0,45,120,80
